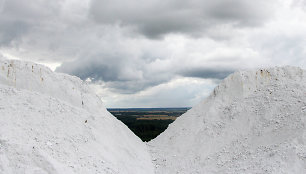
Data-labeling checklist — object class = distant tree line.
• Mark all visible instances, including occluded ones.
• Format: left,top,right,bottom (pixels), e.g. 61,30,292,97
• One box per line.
113,115,174,142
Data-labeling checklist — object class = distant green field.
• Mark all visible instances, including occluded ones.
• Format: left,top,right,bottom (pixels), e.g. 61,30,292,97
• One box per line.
108,108,190,141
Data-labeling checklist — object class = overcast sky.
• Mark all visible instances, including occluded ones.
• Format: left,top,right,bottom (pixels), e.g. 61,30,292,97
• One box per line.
0,0,306,108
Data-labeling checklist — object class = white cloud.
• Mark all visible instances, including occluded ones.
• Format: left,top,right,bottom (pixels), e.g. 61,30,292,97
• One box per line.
92,77,217,108
90,0,276,38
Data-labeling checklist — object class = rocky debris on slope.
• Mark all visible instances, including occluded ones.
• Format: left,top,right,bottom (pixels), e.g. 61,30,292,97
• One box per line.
149,66,306,174
0,57,154,174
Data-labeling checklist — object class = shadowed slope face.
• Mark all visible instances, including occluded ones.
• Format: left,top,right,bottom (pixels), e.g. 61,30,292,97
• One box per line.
0,58,154,174
149,66,306,174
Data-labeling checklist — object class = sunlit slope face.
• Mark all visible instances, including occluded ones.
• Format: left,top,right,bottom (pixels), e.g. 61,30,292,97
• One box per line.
0,57,154,174
149,66,306,174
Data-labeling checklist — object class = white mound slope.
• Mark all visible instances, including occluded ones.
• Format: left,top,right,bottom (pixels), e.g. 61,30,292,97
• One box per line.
0,57,154,174
149,66,306,174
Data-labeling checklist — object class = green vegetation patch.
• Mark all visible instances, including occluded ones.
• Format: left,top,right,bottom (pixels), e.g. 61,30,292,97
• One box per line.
108,108,189,141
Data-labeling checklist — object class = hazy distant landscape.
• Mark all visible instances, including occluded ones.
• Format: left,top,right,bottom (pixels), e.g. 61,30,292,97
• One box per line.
108,108,190,141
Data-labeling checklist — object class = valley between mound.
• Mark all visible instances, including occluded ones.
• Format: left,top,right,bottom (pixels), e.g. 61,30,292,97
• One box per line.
0,57,305,174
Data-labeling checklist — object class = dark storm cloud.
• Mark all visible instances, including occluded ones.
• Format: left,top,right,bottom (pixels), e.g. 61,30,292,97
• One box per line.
56,53,126,82
105,79,169,94
0,20,29,46
56,51,236,94
1,0,306,107
0,0,59,46
56,53,172,94
90,0,273,38
57,60,119,82
205,1,269,26
180,68,234,79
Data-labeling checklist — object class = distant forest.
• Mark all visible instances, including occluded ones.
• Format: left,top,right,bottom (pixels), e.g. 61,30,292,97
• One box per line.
108,108,190,141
